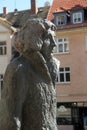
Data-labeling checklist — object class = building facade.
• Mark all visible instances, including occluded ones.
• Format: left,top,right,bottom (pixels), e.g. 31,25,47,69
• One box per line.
0,18,15,98
48,0,87,130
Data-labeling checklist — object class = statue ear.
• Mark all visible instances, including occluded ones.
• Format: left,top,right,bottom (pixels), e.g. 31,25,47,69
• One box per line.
43,19,57,31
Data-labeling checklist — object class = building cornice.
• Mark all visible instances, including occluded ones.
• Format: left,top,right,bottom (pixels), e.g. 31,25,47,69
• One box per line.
56,26,87,35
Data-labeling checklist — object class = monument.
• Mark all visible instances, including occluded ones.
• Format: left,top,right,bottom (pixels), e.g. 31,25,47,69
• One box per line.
0,18,60,130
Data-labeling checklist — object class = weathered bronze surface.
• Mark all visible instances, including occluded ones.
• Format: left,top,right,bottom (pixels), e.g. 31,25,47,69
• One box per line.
0,18,60,130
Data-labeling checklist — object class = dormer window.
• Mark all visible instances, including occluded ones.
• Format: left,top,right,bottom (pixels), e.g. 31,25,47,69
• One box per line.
54,12,67,26
71,10,84,24
73,12,82,23
57,15,65,25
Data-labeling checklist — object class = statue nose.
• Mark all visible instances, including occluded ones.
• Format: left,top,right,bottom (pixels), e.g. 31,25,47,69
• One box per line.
51,39,57,47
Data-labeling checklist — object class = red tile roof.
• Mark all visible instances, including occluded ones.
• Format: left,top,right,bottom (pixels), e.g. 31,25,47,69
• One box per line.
48,0,87,21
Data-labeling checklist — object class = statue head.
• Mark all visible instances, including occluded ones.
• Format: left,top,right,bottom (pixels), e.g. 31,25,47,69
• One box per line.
12,18,56,57
40,19,57,60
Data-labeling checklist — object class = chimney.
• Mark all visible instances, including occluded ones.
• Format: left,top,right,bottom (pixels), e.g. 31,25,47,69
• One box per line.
3,7,8,14
31,0,38,14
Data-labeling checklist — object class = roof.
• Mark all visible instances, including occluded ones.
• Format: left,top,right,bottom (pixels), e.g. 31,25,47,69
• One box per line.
48,0,87,21
0,17,16,32
0,6,50,29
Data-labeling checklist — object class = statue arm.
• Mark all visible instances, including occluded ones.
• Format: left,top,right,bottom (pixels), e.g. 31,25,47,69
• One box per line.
2,62,17,99
1,62,18,130
2,60,27,130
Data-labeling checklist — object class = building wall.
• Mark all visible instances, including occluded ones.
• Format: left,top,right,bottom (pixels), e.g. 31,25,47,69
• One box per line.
0,24,12,98
55,27,87,103
0,32,11,74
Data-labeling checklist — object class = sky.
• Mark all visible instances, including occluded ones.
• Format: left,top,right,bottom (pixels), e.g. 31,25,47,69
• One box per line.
0,0,53,13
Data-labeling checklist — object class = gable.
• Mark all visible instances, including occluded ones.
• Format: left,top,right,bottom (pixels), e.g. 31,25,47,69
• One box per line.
0,23,9,32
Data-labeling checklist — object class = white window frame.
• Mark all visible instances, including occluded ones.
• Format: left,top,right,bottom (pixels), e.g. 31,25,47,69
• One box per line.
0,41,7,55
57,67,70,83
72,12,82,24
56,14,66,26
54,38,69,54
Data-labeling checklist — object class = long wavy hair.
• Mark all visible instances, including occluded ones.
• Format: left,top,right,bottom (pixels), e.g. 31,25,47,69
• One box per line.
12,18,56,54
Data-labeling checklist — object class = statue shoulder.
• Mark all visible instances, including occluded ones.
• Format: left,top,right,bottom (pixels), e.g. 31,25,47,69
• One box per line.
4,56,24,78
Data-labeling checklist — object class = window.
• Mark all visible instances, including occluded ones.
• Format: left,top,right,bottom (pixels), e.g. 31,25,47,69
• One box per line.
0,41,7,55
57,67,70,83
54,38,69,54
0,74,3,90
0,74,3,98
55,13,67,26
72,12,82,24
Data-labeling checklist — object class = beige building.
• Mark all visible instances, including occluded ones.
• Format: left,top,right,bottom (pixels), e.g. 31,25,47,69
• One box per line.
48,0,87,130
55,28,87,103
54,26,87,130
0,18,15,98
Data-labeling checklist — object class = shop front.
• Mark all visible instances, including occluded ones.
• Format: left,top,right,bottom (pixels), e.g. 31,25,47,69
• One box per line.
57,102,87,130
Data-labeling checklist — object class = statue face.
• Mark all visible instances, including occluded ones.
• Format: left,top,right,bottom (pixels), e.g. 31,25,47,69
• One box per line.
41,28,56,59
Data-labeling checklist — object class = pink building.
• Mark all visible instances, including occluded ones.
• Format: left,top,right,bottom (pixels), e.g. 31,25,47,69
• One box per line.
48,0,87,130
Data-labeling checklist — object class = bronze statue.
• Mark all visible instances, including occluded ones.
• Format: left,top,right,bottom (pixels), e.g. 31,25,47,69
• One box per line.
0,18,60,130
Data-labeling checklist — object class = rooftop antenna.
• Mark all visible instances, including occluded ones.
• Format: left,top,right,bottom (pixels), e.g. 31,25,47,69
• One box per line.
14,0,18,12
14,0,18,15
15,0,16,9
